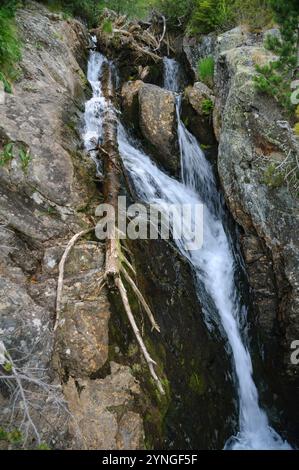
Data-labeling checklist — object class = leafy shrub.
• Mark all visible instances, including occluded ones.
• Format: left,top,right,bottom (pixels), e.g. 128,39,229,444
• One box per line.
198,56,214,87
294,123,299,136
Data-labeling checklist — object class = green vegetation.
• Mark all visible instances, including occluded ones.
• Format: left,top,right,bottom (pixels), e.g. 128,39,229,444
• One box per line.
0,142,32,174
36,443,51,450
0,427,23,445
198,56,214,87
0,142,14,166
201,98,214,115
0,0,21,92
37,0,152,26
262,163,284,188
0,71,12,92
254,0,299,116
102,18,113,34
154,0,273,34
19,147,32,173
0,426,50,449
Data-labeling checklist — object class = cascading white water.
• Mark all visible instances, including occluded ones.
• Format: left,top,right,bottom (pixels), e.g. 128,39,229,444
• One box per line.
163,57,181,93
83,48,107,174
84,50,291,450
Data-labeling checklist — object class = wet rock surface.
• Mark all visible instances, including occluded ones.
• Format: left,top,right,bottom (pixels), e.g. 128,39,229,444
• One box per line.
127,238,237,449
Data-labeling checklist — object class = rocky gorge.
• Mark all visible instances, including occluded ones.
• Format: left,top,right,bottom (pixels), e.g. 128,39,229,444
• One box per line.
0,1,298,450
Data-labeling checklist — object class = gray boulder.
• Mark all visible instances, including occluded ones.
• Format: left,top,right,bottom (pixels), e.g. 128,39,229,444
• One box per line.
139,84,180,176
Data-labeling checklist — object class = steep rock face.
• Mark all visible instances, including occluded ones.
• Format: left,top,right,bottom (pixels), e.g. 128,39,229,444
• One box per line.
138,84,180,176
0,1,144,450
211,30,299,440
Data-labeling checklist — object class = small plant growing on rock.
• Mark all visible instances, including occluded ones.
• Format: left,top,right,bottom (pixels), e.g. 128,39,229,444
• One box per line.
19,147,32,173
0,427,23,445
0,71,12,93
201,98,214,116
253,62,292,112
261,154,299,196
262,163,284,188
36,442,51,450
198,57,214,87
0,142,14,166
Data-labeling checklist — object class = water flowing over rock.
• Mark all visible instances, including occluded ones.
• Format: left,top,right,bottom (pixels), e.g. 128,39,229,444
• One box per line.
0,0,298,451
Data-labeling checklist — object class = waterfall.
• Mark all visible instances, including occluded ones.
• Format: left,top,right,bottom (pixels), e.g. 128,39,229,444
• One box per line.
163,57,181,93
83,50,107,175
83,50,291,450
